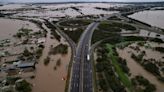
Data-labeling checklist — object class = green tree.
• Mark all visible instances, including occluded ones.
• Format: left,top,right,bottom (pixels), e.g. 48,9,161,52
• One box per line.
15,80,32,92
23,48,32,57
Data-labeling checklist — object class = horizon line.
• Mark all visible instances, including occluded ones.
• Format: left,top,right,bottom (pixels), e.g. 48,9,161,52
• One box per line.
1,0,164,3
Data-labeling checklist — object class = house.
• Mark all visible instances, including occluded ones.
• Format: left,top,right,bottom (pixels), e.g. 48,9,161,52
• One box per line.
17,62,36,69
5,65,18,76
37,38,46,44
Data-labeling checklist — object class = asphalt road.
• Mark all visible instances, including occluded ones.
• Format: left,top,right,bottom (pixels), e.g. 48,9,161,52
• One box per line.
70,22,99,92
69,14,117,92
69,9,164,92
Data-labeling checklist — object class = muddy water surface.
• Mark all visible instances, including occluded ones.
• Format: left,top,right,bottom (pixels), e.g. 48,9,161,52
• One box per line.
129,10,164,29
117,42,164,92
0,18,40,40
32,23,71,92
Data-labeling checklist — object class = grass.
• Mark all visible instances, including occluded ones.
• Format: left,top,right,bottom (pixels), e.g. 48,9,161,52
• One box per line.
106,44,132,91
59,19,92,27
62,28,84,43
108,16,122,20
92,29,120,44
92,21,138,44
58,19,92,43
91,51,98,92
98,21,136,32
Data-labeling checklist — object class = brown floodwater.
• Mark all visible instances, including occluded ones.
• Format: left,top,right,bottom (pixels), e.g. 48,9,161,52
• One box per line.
121,29,164,41
0,18,40,40
117,42,164,92
129,10,164,29
13,3,119,18
0,18,41,80
0,18,41,65
31,23,71,92
0,18,71,92
0,4,25,10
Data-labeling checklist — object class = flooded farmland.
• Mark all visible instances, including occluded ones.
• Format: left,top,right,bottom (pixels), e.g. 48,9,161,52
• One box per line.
129,10,164,29
32,23,71,92
0,18,40,40
117,42,164,92
122,29,164,41
0,4,26,10
1,3,121,18
0,17,71,92
1,2,164,92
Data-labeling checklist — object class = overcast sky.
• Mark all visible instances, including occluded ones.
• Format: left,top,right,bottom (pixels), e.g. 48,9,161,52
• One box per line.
1,0,164,2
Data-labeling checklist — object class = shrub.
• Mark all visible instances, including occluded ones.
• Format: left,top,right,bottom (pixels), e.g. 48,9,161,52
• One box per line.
15,80,32,92
49,44,68,55
131,53,143,63
44,57,50,66
35,48,43,59
62,28,83,43
158,77,164,82
154,47,164,53
150,38,164,43
23,48,33,57
44,20,61,41
144,62,160,76
56,59,61,66
132,75,156,92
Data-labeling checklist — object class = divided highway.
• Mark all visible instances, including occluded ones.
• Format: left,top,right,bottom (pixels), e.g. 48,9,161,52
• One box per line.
68,9,164,92
70,22,99,92
69,14,117,92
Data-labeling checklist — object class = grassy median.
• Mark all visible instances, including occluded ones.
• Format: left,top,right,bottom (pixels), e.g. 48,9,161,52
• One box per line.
106,44,132,91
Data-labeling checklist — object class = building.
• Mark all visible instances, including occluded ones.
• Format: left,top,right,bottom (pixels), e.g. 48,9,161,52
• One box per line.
17,62,36,69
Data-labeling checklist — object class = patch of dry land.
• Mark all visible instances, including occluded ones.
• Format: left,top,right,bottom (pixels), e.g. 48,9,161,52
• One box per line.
117,41,164,92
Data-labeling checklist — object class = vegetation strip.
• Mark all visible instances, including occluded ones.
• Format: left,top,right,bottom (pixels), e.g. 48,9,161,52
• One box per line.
106,44,132,91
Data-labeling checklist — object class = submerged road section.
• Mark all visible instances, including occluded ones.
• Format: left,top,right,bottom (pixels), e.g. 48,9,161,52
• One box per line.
69,22,99,92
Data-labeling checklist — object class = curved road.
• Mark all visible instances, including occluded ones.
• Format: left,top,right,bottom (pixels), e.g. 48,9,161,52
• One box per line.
53,8,164,92
70,22,99,92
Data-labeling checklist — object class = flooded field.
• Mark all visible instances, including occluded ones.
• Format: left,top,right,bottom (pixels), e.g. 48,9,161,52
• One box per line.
15,9,81,18
0,18,40,40
32,48,71,92
0,3,122,18
0,17,71,92
139,29,164,40
129,10,164,29
41,3,126,9
0,18,71,92
122,29,164,41
31,23,71,92
1,2,164,92
15,8,117,18
0,4,26,10
117,42,164,92
0,18,45,92
79,7,117,15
